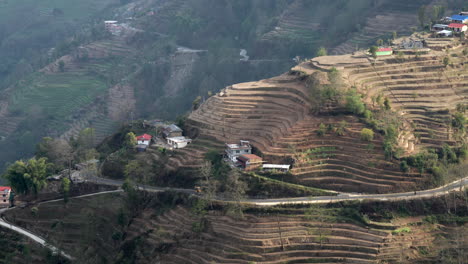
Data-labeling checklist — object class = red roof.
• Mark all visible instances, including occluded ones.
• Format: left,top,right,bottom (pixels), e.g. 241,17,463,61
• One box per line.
448,23,466,28
0,187,11,192
136,134,152,141
377,48,393,52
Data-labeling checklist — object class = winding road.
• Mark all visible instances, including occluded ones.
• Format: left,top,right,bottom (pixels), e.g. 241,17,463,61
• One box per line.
0,175,466,261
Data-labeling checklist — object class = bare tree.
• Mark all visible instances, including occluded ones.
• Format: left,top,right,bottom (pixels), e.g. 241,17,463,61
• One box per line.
198,161,219,208
225,169,247,219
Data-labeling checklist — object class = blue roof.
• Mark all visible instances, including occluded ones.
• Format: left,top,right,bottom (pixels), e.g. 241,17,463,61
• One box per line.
451,14,468,20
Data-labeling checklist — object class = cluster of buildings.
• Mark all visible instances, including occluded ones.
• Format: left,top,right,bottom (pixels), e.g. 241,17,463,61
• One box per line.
135,123,192,151
0,186,12,208
225,140,290,172
432,12,468,37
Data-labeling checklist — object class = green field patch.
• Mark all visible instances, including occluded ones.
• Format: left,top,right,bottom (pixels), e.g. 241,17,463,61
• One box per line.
9,72,107,120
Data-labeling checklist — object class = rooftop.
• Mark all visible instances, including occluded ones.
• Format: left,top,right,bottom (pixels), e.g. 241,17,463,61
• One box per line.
450,14,468,20
164,124,183,133
263,164,291,169
167,136,192,143
0,187,11,192
136,134,152,140
448,23,466,28
377,47,392,52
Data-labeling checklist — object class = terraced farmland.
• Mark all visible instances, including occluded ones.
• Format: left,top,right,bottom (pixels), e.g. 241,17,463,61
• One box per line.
123,203,466,264
185,39,467,193
339,43,467,148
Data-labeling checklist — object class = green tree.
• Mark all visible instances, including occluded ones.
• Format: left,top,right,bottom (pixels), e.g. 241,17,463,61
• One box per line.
400,160,409,173
316,47,327,57
124,132,137,149
345,90,365,115
2,157,50,196
442,56,450,67
383,97,391,110
317,123,326,136
192,96,202,110
62,177,71,204
58,60,65,72
124,160,150,186
369,46,378,58
360,128,374,141
376,39,384,46
392,31,397,40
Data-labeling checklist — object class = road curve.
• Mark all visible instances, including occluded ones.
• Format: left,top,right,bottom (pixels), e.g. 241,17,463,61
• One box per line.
0,217,74,260
86,175,468,206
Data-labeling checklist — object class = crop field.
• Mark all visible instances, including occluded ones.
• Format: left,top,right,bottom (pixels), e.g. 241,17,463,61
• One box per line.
8,72,107,132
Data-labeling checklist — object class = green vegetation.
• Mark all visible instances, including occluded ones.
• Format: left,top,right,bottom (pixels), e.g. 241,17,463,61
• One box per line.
392,227,411,234
2,157,50,196
360,128,374,141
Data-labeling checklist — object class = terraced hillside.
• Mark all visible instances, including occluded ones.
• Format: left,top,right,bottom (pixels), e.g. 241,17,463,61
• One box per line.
185,39,467,193
331,0,433,55
337,41,467,148
122,202,468,264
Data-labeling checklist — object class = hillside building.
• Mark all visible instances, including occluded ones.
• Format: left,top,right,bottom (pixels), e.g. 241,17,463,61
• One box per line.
436,30,453,37
262,164,291,173
162,124,183,138
237,154,263,171
167,136,192,149
225,140,252,162
376,47,393,56
0,187,11,208
448,23,467,33
136,134,152,146
450,14,468,24
432,24,449,31
104,20,118,29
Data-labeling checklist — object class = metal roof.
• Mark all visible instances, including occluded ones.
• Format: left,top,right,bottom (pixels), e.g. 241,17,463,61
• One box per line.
451,14,468,20
263,164,291,169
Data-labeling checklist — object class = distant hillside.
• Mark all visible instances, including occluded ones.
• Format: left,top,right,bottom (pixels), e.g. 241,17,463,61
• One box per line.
0,0,464,173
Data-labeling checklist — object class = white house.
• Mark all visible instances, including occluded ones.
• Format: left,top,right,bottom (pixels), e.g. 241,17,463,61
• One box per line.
136,134,152,146
0,187,11,208
167,136,192,149
225,140,252,162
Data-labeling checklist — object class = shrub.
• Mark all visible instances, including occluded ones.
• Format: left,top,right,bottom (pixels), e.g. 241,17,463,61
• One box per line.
345,90,365,115
400,160,409,173
316,123,326,136
360,128,374,141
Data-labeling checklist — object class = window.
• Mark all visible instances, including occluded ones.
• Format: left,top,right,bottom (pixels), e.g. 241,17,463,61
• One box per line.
236,150,240,154
3,200,5,203
244,150,249,153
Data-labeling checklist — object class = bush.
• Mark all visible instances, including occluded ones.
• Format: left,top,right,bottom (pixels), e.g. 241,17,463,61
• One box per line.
345,90,365,115
360,128,374,141
316,123,326,136
400,160,409,173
